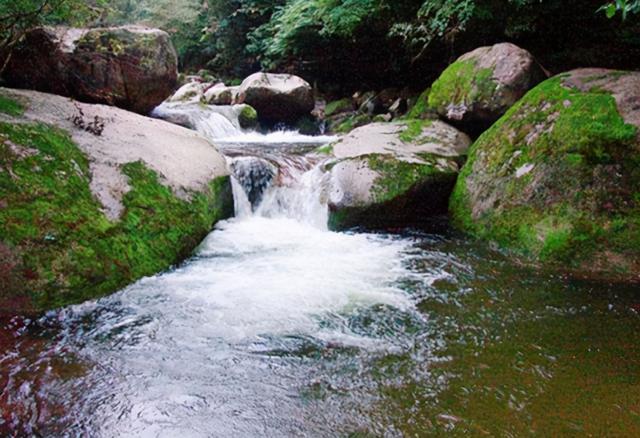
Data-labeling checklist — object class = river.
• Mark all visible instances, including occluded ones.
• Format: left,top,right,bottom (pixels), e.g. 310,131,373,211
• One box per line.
1,107,640,437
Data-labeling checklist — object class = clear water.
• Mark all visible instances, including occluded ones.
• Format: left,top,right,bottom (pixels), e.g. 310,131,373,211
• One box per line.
2,118,640,437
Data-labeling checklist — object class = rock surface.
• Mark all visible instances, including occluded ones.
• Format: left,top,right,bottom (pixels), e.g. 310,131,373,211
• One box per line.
429,43,547,133
2,26,178,115
325,121,471,229
204,84,240,105
0,88,233,313
168,81,209,103
450,69,640,280
236,73,314,123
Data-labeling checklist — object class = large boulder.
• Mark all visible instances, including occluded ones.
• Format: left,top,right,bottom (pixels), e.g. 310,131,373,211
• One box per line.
0,88,233,314
324,120,471,229
450,69,640,280
168,81,209,103
2,26,178,115
428,43,547,134
203,84,240,105
235,73,314,123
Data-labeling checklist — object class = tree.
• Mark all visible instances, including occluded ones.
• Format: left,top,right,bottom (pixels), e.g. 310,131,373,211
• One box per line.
601,0,640,18
0,0,94,73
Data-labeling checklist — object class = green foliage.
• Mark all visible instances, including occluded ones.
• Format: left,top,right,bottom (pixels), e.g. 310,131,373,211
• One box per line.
0,0,95,71
601,0,640,19
0,121,233,311
42,0,634,88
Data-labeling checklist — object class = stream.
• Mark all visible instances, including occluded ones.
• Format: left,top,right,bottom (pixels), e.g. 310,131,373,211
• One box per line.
1,106,640,437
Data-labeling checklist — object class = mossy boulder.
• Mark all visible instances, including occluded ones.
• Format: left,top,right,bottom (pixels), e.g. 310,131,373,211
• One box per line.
429,43,547,134
450,69,640,280
238,104,258,129
2,26,178,115
0,88,234,314
326,121,471,229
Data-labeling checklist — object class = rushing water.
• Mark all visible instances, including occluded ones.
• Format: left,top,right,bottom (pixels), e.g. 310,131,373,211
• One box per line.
2,109,640,437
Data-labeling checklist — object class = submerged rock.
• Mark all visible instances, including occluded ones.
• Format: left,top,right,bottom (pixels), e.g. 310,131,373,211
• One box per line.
325,121,471,229
3,26,178,115
236,73,314,123
450,69,640,280
0,88,233,314
428,42,547,134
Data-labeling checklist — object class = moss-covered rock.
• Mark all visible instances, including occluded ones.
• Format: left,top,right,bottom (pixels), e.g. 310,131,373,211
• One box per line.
329,112,372,133
326,121,471,230
450,69,640,280
406,88,435,120
429,43,547,134
0,122,233,313
238,104,258,129
325,98,353,117
0,88,234,314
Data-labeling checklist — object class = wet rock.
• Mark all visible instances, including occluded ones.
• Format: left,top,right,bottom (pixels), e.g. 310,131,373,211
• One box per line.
0,87,233,313
450,69,640,280
238,104,258,129
231,157,277,208
325,121,471,229
3,26,178,115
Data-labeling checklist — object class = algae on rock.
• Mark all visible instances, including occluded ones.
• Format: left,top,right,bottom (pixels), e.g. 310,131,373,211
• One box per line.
450,69,640,279
0,121,233,312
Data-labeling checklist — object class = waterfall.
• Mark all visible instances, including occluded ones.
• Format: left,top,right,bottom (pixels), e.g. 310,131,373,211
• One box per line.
152,99,338,227
151,101,245,140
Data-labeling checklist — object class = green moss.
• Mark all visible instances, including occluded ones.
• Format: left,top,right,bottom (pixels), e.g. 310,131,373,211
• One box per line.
333,113,371,133
0,122,233,311
428,59,496,111
315,143,334,155
0,95,24,116
325,98,352,117
238,104,258,129
405,88,431,119
450,73,640,273
399,119,433,143
368,154,455,204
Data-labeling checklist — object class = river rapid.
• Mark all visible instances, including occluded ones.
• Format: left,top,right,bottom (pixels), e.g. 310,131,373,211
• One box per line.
1,107,640,437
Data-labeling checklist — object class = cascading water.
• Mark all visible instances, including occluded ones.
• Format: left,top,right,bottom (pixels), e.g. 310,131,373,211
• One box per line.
4,103,640,437
151,101,245,139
